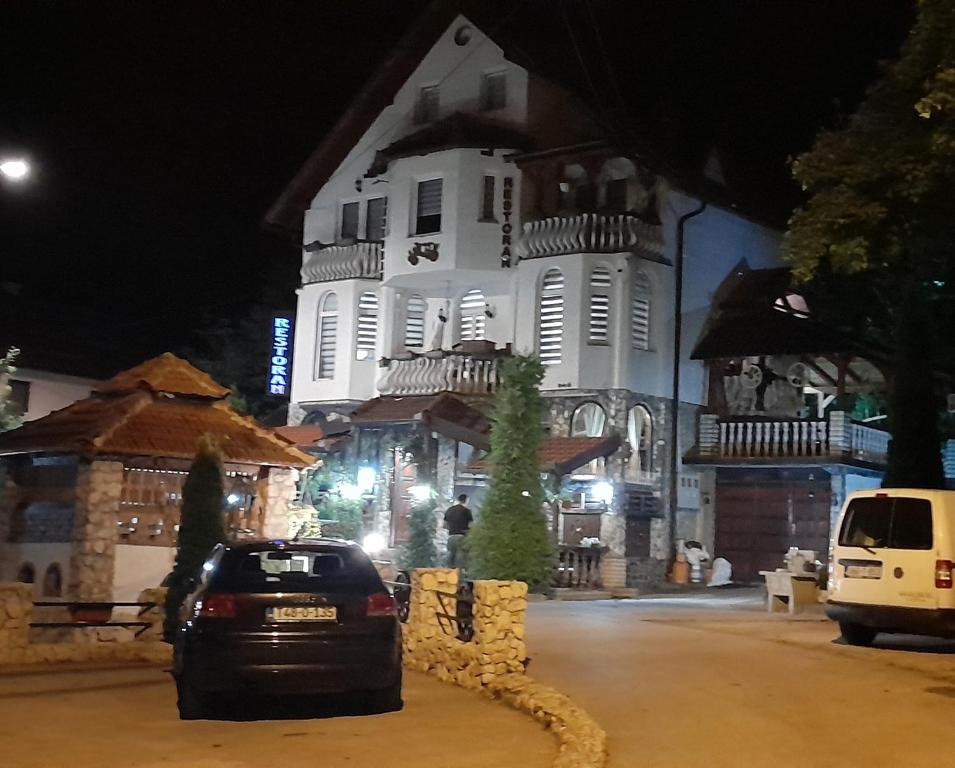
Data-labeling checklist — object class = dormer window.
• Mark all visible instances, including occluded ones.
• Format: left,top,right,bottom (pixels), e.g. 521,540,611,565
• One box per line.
414,85,440,124
479,71,506,111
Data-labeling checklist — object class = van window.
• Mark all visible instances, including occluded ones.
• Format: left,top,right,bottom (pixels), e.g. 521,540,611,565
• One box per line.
838,497,933,550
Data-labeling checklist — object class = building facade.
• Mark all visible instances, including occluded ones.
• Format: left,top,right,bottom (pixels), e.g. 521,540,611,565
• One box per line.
268,13,797,588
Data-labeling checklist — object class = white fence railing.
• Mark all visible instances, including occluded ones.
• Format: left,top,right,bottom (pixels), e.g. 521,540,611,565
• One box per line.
696,411,889,465
377,354,501,396
516,213,665,260
301,241,383,283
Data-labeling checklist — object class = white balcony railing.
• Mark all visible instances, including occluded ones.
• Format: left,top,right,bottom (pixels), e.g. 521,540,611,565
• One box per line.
516,213,665,261
301,241,383,284
696,411,889,466
377,354,501,396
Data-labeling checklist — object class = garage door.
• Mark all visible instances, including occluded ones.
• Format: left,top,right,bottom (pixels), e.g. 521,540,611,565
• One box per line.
714,470,831,583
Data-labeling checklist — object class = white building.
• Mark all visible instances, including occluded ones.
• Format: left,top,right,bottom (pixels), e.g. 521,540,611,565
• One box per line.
267,10,796,588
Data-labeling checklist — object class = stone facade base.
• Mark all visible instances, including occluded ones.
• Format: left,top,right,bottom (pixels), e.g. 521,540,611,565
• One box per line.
0,582,170,666
403,568,607,768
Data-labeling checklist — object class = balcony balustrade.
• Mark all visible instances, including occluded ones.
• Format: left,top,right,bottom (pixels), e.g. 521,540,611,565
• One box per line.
516,213,665,261
301,241,383,284
694,411,889,467
377,353,502,397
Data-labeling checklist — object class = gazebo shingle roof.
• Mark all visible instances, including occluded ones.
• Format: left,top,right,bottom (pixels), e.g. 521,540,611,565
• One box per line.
0,354,312,468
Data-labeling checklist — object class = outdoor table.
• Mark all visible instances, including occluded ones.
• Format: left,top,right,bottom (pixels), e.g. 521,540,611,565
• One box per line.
759,570,818,614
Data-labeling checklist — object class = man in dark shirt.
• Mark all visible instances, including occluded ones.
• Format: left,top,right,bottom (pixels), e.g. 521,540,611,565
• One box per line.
444,494,473,569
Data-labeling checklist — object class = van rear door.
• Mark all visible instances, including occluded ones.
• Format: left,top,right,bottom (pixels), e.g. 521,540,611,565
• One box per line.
834,495,936,610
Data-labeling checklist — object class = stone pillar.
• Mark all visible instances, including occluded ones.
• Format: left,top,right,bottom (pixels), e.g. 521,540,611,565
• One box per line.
68,460,123,601
262,467,299,539
0,465,18,576
0,583,32,660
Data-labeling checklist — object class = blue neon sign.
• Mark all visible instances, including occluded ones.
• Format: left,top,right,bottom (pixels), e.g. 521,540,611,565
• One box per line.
268,315,294,396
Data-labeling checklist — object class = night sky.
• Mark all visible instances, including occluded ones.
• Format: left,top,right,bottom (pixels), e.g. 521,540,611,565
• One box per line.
0,0,912,375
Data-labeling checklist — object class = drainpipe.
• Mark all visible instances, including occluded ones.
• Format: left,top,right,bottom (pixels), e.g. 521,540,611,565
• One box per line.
668,198,707,561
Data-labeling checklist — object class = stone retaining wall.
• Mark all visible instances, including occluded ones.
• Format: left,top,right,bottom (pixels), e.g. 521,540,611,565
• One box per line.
403,568,607,768
0,582,169,665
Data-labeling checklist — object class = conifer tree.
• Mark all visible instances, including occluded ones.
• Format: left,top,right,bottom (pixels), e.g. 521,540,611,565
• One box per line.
468,355,553,592
163,435,227,640
399,496,438,570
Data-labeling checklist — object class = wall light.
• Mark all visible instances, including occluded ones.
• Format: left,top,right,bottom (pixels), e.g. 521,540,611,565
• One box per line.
592,481,614,505
356,467,377,493
339,483,362,501
409,484,432,501
362,532,387,555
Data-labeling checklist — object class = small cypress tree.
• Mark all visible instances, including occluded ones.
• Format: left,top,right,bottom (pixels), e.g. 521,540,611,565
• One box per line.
163,435,227,640
399,496,438,570
468,355,553,592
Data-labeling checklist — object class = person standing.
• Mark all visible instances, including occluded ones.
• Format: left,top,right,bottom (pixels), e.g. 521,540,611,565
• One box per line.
444,494,473,569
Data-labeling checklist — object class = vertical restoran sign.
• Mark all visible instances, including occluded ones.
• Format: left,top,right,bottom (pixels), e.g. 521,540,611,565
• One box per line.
268,314,294,396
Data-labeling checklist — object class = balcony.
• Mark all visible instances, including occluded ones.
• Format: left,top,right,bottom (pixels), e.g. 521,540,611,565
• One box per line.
301,241,383,284
516,213,665,261
690,411,889,468
377,352,502,396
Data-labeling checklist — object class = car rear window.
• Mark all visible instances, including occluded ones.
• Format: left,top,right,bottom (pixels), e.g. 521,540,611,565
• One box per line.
210,547,383,593
838,497,933,550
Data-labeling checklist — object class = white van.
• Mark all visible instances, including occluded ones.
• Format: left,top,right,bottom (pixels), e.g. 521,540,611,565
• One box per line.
827,489,955,646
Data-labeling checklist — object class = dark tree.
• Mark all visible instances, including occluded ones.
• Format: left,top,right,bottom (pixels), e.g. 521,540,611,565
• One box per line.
163,435,227,640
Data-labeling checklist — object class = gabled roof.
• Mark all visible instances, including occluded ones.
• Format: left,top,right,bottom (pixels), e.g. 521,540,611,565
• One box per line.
351,393,490,449
366,112,532,176
266,1,911,233
0,355,312,467
96,352,230,398
691,264,880,360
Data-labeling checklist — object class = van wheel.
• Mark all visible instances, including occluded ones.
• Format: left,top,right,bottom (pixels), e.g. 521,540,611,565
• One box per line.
839,621,877,647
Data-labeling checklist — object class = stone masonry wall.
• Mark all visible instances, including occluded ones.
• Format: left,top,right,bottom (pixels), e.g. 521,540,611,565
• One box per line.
262,467,298,539
403,568,607,768
68,460,123,600
0,582,168,665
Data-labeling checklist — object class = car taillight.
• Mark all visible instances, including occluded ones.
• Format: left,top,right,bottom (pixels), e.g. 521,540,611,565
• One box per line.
366,592,396,617
936,560,953,589
199,594,237,618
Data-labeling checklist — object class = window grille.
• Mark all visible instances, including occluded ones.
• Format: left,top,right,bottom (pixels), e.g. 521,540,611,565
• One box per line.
340,202,359,240
315,292,338,379
356,291,379,361
480,175,495,220
416,179,442,234
414,85,440,124
405,294,427,348
538,269,564,365
589,266,612,344
480,71,507,111
460,289,486,341
366,197,387,241
632,270,651,350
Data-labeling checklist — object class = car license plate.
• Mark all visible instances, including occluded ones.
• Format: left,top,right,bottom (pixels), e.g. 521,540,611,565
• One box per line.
845,565,882,579
270,605,337,622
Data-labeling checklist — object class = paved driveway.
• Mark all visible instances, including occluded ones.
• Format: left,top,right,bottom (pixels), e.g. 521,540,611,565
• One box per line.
0,663,554,768
527,593,955,768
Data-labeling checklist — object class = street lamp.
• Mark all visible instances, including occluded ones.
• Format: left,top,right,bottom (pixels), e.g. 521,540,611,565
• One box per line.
0,158,31,182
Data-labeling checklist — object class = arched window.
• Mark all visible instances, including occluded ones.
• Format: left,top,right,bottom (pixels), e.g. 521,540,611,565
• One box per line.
538,269,564,365
589,266,612,345
571,403,607,437
404,294,427,349
355,291,379,361
632,270,651,351
459,289,486,341
42,563,62,597
626,405,653,479
314,292,338,379
16,562,35,584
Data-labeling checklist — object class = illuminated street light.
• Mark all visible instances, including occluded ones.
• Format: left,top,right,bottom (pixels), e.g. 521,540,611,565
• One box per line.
0,158,30,182
362,532,387,554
